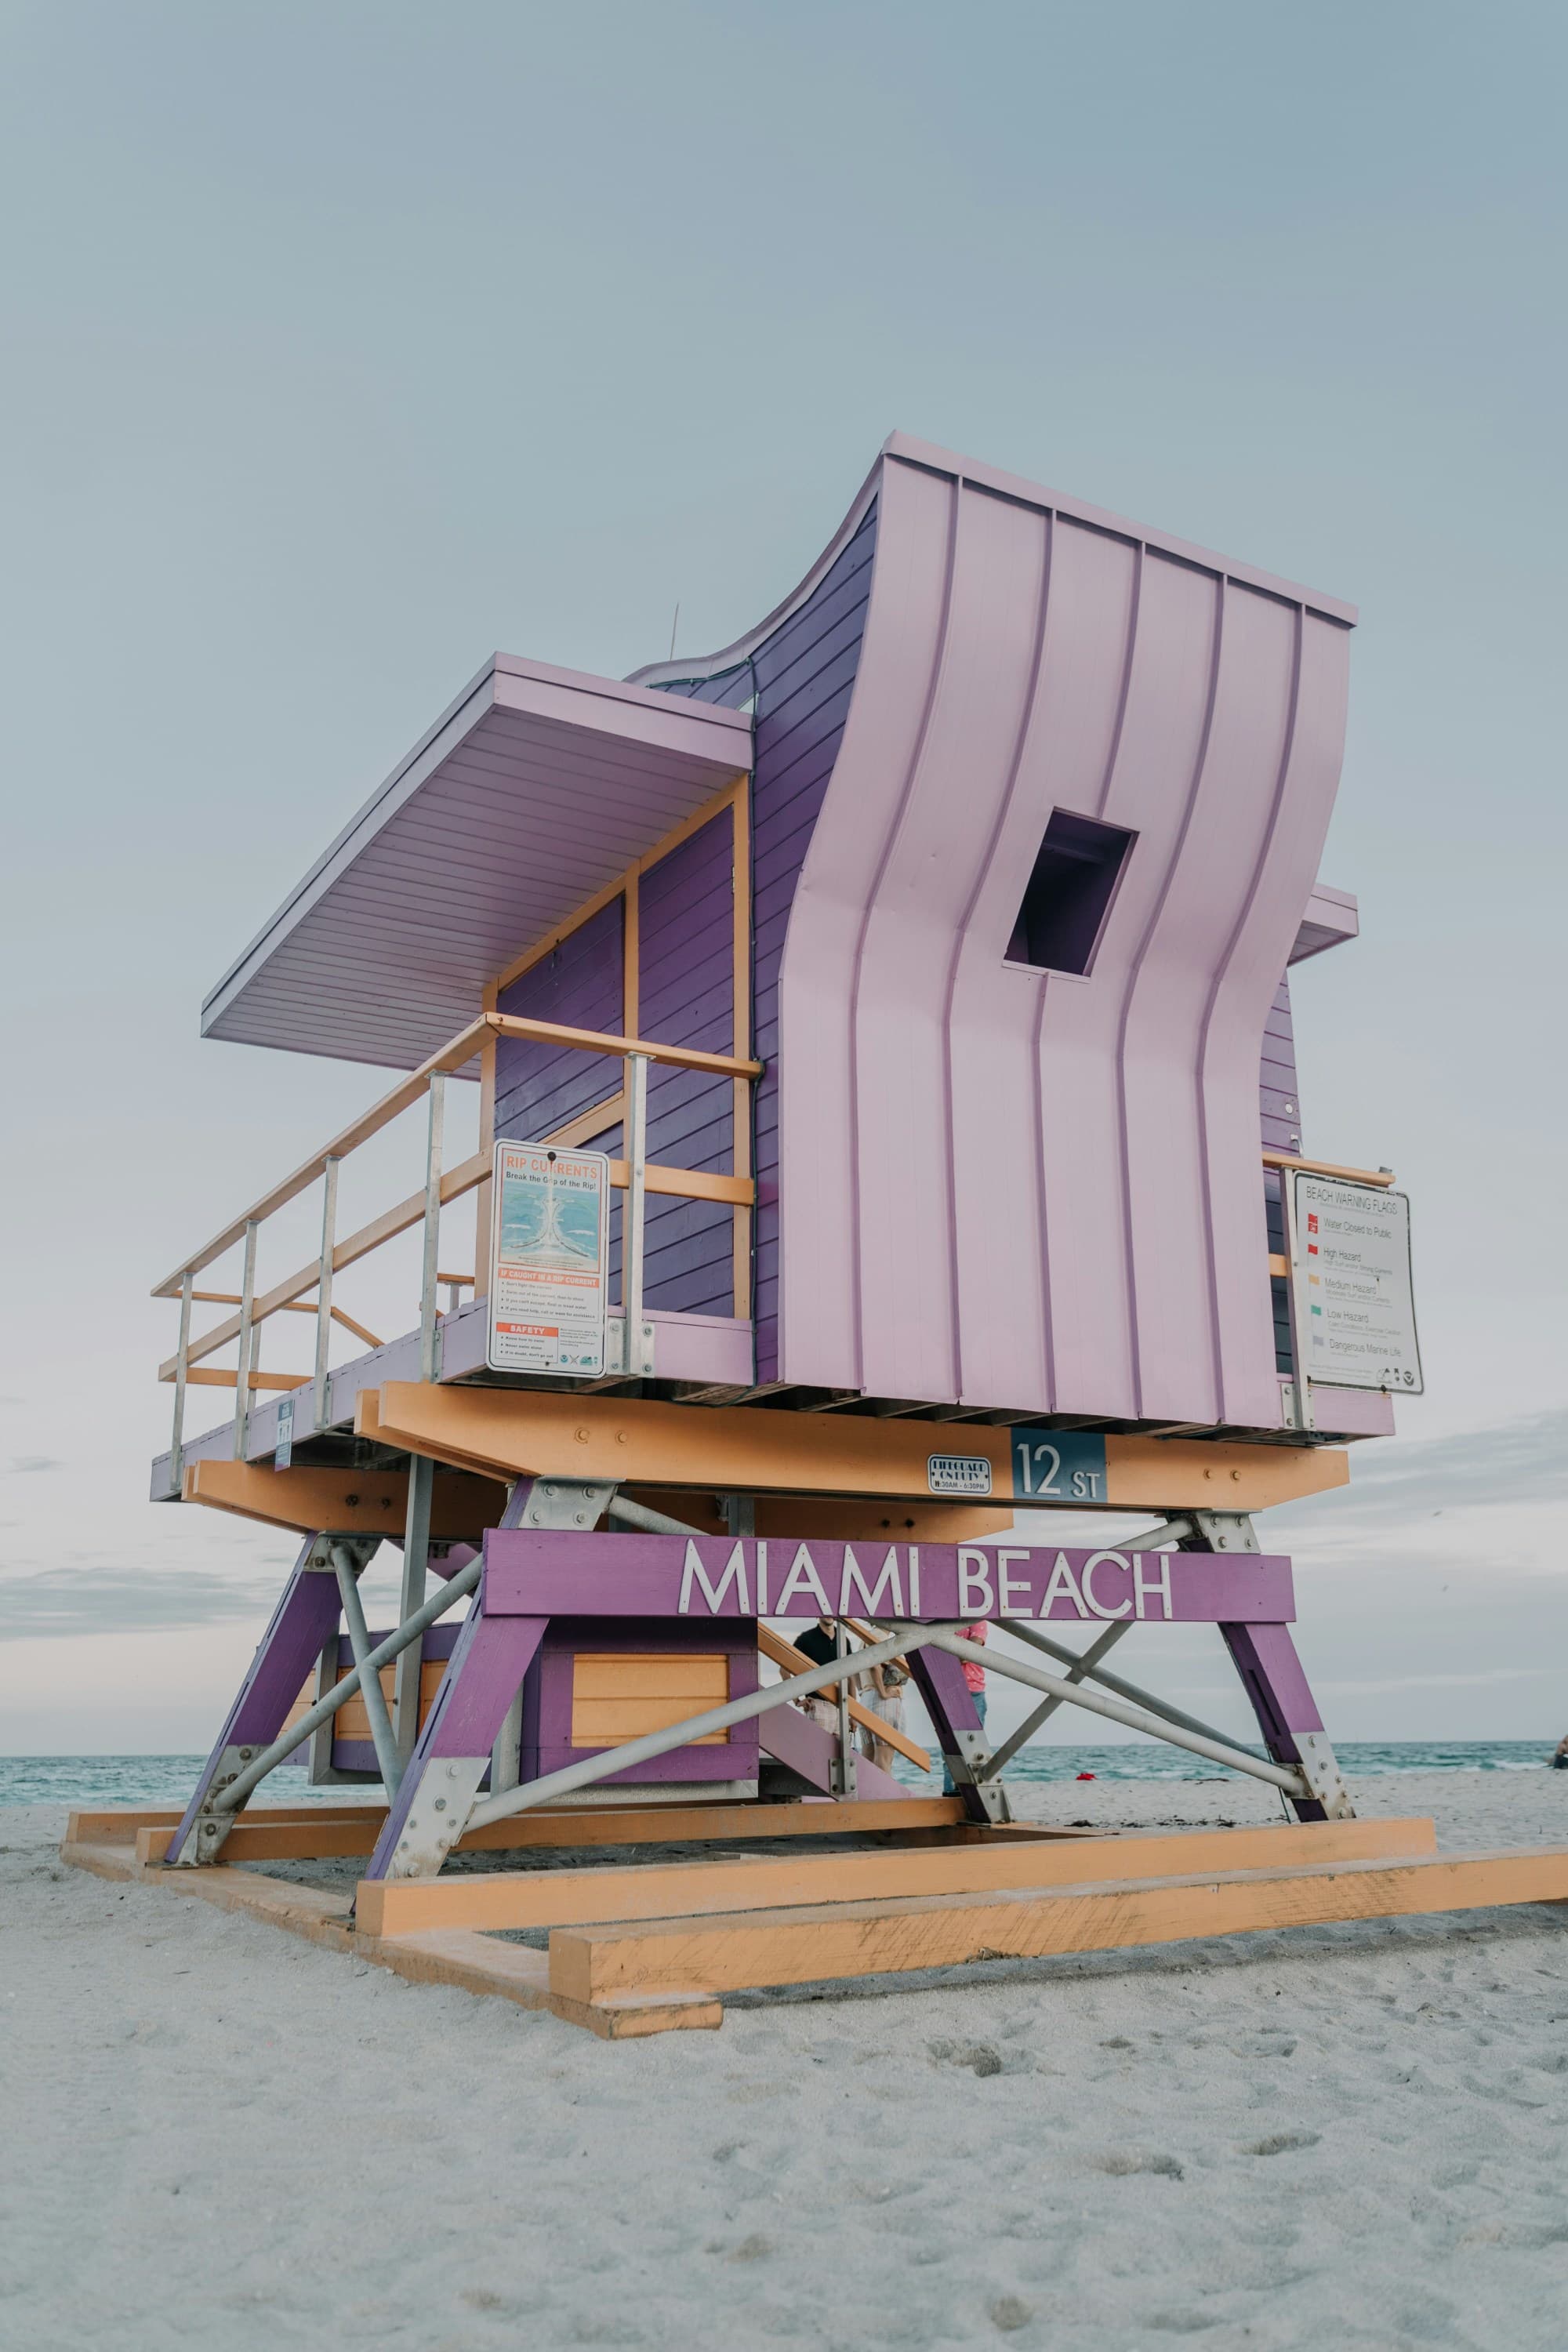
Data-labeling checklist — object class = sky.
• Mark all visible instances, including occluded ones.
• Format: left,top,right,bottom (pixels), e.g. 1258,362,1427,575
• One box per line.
1,1,1564,1755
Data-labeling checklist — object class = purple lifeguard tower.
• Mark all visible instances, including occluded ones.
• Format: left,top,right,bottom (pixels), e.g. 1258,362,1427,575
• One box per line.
68,435,1559,2038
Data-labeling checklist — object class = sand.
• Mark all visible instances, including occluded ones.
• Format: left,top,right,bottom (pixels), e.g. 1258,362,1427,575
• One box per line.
5,1771,1568,2350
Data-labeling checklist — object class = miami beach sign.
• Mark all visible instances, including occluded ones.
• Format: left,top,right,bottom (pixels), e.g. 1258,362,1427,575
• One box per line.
486,1143,610,1377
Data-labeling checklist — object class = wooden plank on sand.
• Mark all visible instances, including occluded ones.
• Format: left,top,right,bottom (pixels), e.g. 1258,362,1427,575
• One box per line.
549,1846,1568,2003
359,1817,1439,1939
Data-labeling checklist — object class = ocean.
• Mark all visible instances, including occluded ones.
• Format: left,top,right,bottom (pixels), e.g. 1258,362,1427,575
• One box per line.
1,1740,1557,1809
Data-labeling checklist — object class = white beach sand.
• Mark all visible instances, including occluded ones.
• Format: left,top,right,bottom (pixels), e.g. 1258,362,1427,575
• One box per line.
5,1771,1568,2350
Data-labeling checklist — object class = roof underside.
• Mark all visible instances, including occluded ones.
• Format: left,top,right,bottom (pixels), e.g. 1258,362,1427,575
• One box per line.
201,655,752,1071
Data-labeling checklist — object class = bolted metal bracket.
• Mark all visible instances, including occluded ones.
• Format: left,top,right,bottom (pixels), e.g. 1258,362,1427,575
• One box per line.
383,1754,492,1880
947,1728,1011,1824
1184,1511,1261,1555
172,1745,252,1867
521,1479,616,1531
1290,1730,1355,1821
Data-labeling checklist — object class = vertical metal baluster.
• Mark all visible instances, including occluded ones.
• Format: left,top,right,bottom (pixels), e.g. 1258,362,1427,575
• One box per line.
170,1269,193,1494
624,1051,649,1376
234,1218,259,1461
312,1156,339,1436
419,1076,445,1383
833,1618,858,1798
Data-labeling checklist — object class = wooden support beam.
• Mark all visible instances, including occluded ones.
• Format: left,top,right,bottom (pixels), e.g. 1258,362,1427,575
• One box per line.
357,1817,1439,1940
181,1458,509,1537
486,1011,761,1083
131,1795,971,1869
550,1844,1568,2005
361,1382,1351,1512
1262,1150,1393,1189
620,1490,1016,1544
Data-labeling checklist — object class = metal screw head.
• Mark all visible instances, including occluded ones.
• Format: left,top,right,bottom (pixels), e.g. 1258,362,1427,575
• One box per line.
575,1426,590,1443
238,1748,253,1761
543,1483,556,1497
434,1798,446,1812
447,1762,460,1778
574,1513,586,1526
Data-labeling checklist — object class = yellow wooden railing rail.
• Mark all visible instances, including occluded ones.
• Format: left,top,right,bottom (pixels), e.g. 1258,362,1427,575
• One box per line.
158,1009,764,1483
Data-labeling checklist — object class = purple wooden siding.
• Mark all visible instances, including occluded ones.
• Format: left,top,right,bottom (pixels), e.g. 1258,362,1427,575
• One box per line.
1261,974,1301,1375
637,811,737,1316
657,505,878,1376
494,895,624,1143
1259,975,1301,1155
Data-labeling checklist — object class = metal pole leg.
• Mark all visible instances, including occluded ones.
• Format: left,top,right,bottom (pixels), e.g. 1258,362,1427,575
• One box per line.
393,1454,435,1762
333,1543,403,1797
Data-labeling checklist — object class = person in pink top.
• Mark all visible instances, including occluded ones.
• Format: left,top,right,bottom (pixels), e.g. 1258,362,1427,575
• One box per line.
942,1623,989,1791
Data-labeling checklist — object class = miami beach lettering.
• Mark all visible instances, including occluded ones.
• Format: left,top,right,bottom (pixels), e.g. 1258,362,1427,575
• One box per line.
672,1540,1286,1624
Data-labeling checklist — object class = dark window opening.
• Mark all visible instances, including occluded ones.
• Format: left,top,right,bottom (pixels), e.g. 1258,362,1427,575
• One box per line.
1005,809,1135,976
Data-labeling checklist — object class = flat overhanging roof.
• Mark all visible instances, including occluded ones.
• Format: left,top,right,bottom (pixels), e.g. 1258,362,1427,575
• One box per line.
201,654,752,1072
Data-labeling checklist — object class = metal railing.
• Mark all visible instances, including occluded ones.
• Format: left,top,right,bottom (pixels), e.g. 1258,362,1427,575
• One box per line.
157,1010,763,1484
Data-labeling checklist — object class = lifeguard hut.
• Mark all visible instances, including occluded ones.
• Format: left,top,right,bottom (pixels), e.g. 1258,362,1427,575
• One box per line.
66,434,1568,2034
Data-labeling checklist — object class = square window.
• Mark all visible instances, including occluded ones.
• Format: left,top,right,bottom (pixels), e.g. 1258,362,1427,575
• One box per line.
1005,808,1135,977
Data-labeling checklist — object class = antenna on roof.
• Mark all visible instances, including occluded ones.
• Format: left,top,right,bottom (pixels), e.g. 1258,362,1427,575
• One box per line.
669,602,680,661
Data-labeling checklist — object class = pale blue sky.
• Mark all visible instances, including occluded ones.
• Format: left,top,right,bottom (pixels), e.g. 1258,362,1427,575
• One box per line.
2,2,1563,1749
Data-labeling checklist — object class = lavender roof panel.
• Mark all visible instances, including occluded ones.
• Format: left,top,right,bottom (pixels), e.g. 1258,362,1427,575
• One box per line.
201,655,750,1072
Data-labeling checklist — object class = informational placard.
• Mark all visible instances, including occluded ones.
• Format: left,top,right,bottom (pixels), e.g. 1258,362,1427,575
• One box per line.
1290,1174,1422,1394
487,1142,610,1377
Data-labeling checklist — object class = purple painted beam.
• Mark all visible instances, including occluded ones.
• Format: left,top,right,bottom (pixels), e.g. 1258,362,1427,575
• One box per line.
166,1537,343,1857
1221,1619,1334,1824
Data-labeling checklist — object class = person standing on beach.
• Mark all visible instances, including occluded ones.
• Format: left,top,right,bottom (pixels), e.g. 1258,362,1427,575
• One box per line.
942,1622,989,1793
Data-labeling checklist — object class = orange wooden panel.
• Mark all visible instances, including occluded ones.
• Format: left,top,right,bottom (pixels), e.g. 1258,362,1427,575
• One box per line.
572,1655,730,1699
571,1653,729,1747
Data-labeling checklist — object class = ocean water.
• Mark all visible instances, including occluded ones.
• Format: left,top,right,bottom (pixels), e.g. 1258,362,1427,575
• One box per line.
2,1741,1557,1810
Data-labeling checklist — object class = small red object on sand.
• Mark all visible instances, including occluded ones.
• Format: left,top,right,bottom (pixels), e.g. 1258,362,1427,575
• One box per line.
1076,1771,1095,1780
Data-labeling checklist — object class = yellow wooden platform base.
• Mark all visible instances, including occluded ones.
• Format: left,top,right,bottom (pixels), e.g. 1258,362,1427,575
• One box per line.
59,1809,1568,2041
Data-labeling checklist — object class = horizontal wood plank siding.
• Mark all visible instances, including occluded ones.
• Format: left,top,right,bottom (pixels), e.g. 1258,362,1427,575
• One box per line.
1260,974,1298,1374
637,811,736,1316
494,896,625,1143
